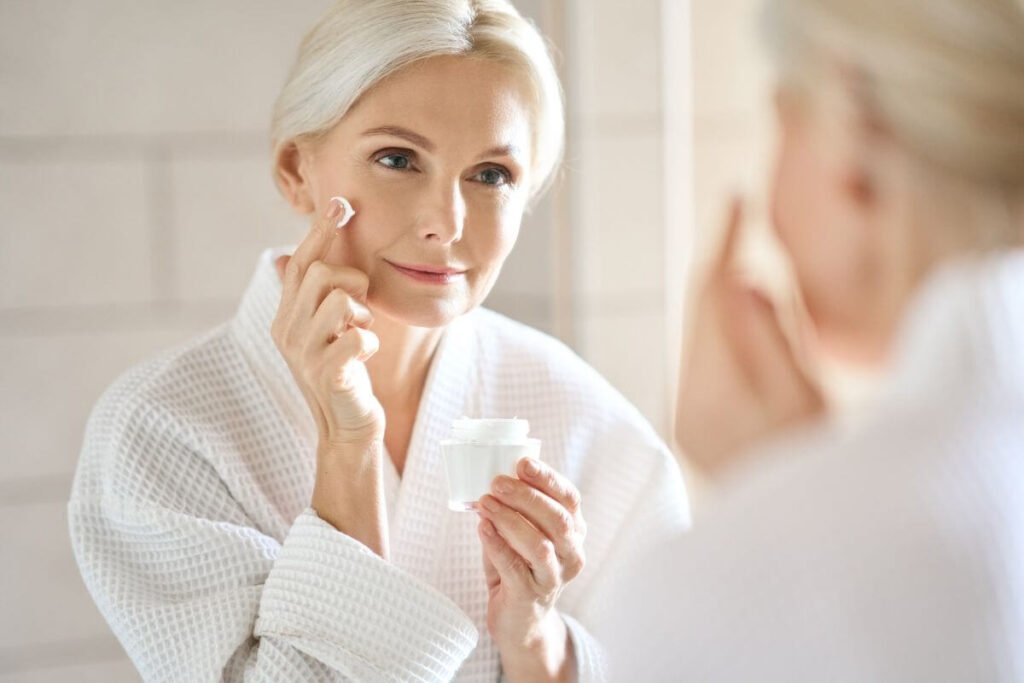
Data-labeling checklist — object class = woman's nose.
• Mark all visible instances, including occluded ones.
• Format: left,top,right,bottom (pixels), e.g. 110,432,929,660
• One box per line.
417,180,466,244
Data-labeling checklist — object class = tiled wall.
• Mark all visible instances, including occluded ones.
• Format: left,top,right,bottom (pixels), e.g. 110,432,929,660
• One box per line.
567,0,674,435
0,4,334,679
0,1,698,679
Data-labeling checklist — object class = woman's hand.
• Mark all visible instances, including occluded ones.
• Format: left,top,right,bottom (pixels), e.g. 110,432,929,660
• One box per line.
476,457,585,683
674,199,825,476
272,198,389,554
272,198,382,444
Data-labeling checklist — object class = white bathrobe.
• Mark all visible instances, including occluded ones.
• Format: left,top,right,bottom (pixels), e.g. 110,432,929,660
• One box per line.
68,247,690,683
602,251,1024,681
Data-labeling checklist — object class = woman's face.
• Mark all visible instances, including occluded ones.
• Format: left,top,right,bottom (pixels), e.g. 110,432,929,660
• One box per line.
768,81,913,364
281,55,534,328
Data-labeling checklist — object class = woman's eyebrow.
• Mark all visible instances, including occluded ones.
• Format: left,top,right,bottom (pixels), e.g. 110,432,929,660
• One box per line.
477,143,523,161
361,125,523,162
361,125,435,151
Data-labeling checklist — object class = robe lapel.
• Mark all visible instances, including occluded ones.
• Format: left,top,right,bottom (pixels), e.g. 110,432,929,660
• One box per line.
389,313,479,586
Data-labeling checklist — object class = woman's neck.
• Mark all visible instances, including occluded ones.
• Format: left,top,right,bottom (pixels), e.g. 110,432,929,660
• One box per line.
364,314,446,473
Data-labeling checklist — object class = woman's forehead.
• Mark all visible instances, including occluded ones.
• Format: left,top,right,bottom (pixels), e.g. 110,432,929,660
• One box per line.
339,55,534,160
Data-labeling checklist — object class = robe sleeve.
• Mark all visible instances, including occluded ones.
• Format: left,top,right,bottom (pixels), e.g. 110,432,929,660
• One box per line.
68,394,478,682
562,612,608,682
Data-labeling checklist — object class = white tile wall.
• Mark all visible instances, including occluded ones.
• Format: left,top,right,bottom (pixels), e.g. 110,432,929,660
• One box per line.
579,309,669,436
0,160,153,310
692,0,773,122
169,155,307,302
0,658,138,683
571,0,663,123
0,324,221,483
576,131,665,297
567,0,670,445
0,1,332,137
0,502,116,652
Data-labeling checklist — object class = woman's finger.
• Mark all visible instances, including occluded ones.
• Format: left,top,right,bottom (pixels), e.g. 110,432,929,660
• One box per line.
275,254,290,282
320,326,380,371
490,475,584,572
291,262,371,325
477,517,534,595
477,524,502,591
280,198,346,304
308,288,374,345
714,196,745,276
727,286,823,419
515,458,582,519
478,494,559,591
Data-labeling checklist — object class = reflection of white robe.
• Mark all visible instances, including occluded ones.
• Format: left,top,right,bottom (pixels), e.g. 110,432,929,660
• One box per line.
69,247,690,682
603,252,1024,681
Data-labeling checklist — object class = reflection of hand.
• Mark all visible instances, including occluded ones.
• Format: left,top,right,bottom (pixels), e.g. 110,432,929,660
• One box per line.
272,198,389,555
675,198,825,476
476,457,585,682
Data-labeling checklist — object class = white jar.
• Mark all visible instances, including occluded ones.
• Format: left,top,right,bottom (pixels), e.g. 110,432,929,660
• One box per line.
440,418,541,511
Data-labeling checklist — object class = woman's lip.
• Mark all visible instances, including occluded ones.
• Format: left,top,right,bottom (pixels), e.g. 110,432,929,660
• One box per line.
387,261,467,284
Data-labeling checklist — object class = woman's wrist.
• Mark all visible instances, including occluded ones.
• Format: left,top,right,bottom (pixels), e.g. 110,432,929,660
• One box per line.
311,438,389,557
498,609,575,683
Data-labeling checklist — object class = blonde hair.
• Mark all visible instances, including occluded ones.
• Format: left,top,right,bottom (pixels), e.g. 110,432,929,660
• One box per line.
763,0,1024,245
271,0,564,200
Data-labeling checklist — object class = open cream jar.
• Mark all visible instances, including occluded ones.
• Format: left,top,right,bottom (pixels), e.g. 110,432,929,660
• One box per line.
440,418,541,511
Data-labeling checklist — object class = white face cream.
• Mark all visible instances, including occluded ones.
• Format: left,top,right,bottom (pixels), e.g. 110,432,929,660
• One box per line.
440,418,541,511
331,195,356,229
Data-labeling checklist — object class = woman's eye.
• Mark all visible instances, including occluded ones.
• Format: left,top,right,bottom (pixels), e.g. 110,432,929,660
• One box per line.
475,167,511,187
376,153,413,170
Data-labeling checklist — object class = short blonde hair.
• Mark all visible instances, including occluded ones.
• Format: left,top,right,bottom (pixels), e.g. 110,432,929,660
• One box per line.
271,0,564,200
764,0,1024,245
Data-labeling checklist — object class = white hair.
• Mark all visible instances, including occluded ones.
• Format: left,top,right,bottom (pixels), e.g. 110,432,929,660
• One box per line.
763,0,1024,245
271,0,564,200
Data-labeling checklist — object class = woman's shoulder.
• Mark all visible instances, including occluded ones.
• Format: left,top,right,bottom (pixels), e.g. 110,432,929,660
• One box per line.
93,322,237,425
72,323,241,506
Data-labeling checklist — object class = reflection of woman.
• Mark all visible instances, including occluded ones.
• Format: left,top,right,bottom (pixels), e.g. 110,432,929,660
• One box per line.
68,2,688,681
607,0,1024,680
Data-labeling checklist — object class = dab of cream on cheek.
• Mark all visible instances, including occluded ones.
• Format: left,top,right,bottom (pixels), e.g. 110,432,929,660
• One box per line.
332,195,356,229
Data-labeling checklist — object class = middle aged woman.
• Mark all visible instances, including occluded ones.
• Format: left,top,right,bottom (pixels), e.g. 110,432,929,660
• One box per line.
68,1,689,682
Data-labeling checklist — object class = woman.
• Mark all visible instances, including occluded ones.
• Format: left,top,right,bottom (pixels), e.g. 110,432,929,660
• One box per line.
68,2,688,681
605,0,1023,679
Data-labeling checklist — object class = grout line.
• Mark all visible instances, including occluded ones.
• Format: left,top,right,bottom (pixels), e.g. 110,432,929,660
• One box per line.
0,299,237,337
0,131,270,163
0,635,128,675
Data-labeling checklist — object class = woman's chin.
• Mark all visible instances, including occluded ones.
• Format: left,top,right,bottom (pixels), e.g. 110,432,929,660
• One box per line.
369,295,471,329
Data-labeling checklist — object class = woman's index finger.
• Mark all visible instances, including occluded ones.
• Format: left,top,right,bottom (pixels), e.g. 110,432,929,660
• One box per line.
715,196,745,274
281,198,346,298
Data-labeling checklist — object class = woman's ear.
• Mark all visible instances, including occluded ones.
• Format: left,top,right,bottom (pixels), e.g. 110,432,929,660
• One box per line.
274,140,316,215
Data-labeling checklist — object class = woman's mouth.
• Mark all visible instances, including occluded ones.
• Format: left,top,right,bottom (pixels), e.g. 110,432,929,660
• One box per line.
386,260,468,285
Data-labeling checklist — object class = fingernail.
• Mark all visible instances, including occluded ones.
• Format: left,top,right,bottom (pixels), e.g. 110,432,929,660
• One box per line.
523,458,540,477
326,197,343,219
493,477,512,495
480,519,496,537
481,495,500,512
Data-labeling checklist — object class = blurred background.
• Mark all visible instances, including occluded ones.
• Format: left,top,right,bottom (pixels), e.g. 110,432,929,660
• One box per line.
0,0,772,679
